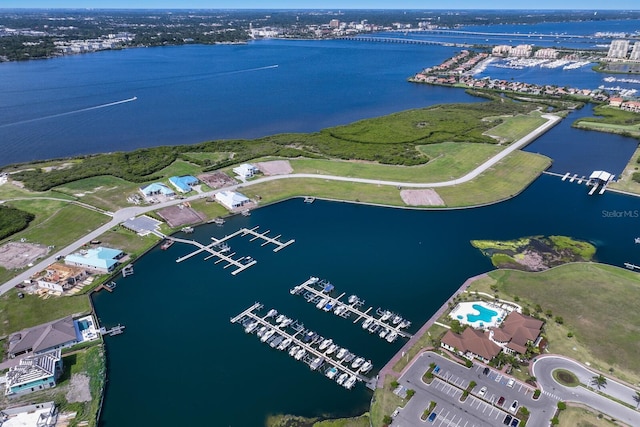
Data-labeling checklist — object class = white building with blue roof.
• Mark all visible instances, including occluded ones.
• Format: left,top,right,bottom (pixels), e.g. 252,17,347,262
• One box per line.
168,175,199,193
139,182,175,199
64,247,124,273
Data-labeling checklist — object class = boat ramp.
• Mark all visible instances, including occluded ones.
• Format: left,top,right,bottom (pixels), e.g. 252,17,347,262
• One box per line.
230,303,373,389
157,226,294,275
290,277,413,342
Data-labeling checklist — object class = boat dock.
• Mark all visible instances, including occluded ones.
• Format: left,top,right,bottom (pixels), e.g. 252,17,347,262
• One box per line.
544,170,614,195
99,324,125,336
291,277,413,342
158,226,293,275
231,303,373,388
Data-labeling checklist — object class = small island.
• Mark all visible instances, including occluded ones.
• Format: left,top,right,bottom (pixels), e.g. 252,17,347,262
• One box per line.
471,235,596,271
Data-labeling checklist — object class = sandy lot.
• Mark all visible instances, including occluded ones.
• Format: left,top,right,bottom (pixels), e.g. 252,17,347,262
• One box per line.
0,242,49,269
400,189,445,206
197,172,237,189
157,205,206,227
66,373,92,403
255,160,293,176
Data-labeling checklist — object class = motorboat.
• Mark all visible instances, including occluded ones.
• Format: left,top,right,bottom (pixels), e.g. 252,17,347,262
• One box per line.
289,345,300,357
334,304,346,316
348,295,358,304
361,318,374,330
270,335,283,348
257,326,267,337
316,297,329,309
261,328,275,343
336,373,348,385
336,348,348,360
359,360,373,373
280,318,293,328
392,315,403,325
323,301,334,312
351,357,365,369
295,348,306,361
319,338,333,351
276,314,286,324
381,311,393,321
290,285,302,295
386,331,398,343
326,344,338,355
278,338,292,350
343,375,357,389
399,319,411,329
379,328,389,339
310,357,324,371
368,323,380,334
344,352,356,363
302,331,316,343
266,309,278,318
309,276,320,283
325,366,338,379
244,321,259,333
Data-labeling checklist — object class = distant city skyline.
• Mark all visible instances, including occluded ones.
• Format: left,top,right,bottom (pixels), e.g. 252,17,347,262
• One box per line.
1,1,639,10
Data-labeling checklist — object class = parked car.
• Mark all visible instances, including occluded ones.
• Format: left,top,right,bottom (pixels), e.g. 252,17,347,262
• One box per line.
483,367,490,375
478,386,487,397
507,378,515,388
503,415,512,425
509,400,519,413
510,418,519,427
428,412,437,423
497,396,505,406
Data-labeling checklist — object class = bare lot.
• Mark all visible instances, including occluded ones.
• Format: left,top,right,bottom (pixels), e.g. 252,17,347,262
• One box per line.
255,160,293,175
197,171,237,189
0,242,49,269
400,189,445,206
156,205,206,227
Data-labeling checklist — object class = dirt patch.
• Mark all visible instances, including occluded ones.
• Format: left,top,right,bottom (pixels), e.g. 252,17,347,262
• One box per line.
197,172,237,189
156,205,207,227
0,242,49,269
255,160,293,176
66,373,92,403
400,189,445,206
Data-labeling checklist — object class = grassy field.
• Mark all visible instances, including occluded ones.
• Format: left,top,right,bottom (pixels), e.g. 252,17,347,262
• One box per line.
290,143,502,183
392,323,448,373
97,226,160,258
486,263,640,385
370,375,406,427
608,144,640,195
484,113,547,143
54,175,143,212
558,406,620,427
436,151,551,206
573,106,640,138
314,414,370,427
575,121,640,138
5,200,109,249
181,151,232,164
0,290,90,337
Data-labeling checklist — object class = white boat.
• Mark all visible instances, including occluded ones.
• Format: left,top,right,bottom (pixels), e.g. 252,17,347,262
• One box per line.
344,353,355,363
348,295,358,304
289,345,300,357
266,309,278,318
290,285,302,295
310,356,324,371
351,357,364,369
309,276,320,283
386,331,398,343
334,304,346,316
336,373,349,385
257,326,267,337
343,375,357,389
280,318,292,328
399,319,411,329
359,360,373,373
276,314,286,323
316,297,328,309
326,344,338,355
319,338,333,351
325,366,338,379
381,311,393,321
295,348,306,360
336,348,348,360
392,315,402,325
270,335,283,348
261,328,275,343
379,328,389,339
368,323,380,334
244,321,259,333
278,338,292,350
361,318,374,330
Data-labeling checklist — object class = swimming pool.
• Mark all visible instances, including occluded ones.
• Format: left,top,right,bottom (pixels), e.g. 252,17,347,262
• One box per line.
467,304,498,323
449,301,507,329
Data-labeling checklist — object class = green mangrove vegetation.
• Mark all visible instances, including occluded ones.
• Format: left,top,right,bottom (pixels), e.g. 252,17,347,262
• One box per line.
0,205,35,240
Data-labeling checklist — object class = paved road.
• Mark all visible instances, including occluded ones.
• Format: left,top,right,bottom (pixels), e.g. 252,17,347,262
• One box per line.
0,114,560,295
532,355,640,425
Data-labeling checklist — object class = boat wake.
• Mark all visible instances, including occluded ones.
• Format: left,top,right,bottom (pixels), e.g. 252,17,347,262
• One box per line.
0,96,138,128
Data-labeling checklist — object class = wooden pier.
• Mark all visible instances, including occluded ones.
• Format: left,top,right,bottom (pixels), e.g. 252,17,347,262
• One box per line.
292,277,413,340
160,225,294,275
231,303,372,386
100,324,125,336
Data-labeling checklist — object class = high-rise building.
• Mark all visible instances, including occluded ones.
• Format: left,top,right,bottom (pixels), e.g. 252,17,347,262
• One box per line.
607,40,630,59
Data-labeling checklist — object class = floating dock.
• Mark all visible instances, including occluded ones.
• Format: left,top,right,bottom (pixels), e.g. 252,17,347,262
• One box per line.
156,226,294,275
231,303,373,389
290,277,413,342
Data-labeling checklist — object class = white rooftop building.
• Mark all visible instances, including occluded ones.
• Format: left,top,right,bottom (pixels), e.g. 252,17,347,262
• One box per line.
215,191,250,210
232,163,259,180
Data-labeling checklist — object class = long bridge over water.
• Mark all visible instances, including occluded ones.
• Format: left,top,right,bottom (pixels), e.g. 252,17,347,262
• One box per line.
340,36,471,48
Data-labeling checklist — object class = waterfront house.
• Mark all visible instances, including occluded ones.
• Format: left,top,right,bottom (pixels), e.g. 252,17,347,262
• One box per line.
168,175,199,193
215,190,250,210
0,401,57,425
232,163,259,180
5,349,62,396
440,328,501,363
139,182,175,199
7,316,78,359
34,263,88,293
64,246,124,274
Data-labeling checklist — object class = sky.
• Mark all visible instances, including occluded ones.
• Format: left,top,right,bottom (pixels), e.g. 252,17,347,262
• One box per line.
1,1,638,10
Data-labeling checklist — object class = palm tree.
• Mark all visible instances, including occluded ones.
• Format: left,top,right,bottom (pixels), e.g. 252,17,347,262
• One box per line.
591,374,607,390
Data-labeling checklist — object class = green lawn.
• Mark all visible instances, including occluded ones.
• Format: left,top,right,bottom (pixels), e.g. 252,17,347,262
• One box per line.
484,113,547,143
487,263,640,385
96,226,160,258
314,414,370,427
181,151,232,164
0,290,90,337
558,406,618,427
370,375,407,427
392,323,448,373
54,175,143,212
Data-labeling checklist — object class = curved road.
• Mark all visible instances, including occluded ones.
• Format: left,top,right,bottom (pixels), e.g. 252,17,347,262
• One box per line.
532,355,640,425
0,114,560,295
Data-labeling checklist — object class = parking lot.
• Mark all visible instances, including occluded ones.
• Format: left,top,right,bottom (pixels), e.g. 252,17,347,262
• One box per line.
392,352,557,427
